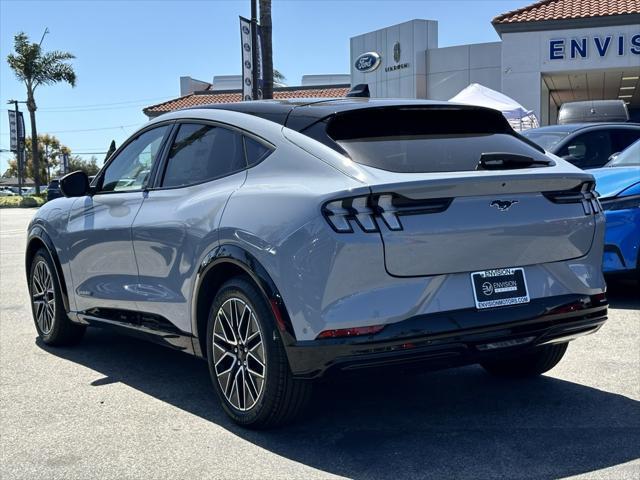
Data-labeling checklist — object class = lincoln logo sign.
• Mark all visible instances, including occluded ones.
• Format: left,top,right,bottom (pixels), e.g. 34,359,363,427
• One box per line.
355,52,381,73
549,34,640,60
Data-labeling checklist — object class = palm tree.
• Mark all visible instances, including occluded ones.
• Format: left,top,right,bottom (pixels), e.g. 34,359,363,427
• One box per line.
7,32,76,194
259,0,273,99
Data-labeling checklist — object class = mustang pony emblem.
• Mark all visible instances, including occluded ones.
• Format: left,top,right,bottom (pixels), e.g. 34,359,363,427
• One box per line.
491,200,519,211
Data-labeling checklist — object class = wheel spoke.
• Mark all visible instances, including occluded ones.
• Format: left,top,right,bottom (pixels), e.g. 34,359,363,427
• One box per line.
218,308,237,344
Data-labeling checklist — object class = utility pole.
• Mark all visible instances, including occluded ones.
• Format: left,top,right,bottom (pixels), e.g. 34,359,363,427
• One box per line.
7,99,26,195
250,0,259,100
45,143,50,184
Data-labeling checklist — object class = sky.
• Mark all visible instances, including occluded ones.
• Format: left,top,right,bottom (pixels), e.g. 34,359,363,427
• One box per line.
0,0,534,174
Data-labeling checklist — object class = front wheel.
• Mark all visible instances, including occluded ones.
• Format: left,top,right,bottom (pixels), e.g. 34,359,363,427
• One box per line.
29,248,85,346
206,277,311,428
480,342,568,378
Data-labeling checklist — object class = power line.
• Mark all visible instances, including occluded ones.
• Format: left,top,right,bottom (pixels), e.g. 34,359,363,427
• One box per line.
0,95,174,113
0,123,142,135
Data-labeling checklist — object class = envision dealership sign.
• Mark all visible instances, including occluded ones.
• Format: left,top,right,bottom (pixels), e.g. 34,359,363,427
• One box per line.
549,34,640,60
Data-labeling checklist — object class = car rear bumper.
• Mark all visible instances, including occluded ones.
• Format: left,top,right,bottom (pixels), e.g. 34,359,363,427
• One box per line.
285,294,608,379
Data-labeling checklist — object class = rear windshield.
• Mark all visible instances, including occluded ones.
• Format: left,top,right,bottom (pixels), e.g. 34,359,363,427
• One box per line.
312,107,549,173
337,133,548,173
521,130,569,151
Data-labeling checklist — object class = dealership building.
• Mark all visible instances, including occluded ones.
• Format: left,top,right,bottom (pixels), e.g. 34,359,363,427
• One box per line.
145,0,640,125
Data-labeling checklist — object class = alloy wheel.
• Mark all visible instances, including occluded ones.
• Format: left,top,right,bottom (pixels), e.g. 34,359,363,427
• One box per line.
31,260,55,335
212,297,266,411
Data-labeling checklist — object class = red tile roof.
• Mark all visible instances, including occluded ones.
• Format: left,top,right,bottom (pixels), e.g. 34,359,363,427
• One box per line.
493,0,640,24
144,86,351,116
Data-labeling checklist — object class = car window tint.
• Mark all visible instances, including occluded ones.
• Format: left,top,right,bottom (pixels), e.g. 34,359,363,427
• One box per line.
244,136,272,166
610,129,640,154
101,126,169,192
162,124,246,188
559,130,612,169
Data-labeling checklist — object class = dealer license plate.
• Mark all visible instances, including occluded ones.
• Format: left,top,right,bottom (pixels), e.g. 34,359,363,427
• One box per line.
471,268,529,310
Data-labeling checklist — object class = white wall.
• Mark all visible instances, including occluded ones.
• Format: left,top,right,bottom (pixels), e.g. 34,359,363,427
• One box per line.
180,76,211,96
301,74,350,86
212,75,243,91
426,42,501,100
350,19,438,98
501,24,640,123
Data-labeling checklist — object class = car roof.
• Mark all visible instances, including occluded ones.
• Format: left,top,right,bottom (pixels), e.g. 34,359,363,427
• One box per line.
185,98,478,132
526,122,640,134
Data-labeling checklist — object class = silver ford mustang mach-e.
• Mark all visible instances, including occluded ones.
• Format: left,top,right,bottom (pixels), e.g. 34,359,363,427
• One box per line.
26,99,608,428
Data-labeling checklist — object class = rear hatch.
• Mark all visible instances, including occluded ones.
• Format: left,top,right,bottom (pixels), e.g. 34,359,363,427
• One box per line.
317,106,600,277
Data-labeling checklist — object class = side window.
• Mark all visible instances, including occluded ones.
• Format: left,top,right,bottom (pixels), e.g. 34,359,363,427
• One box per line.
559,130,612,169
162,123,245,188
101,126,169,192
610,129,640,154
244,136,272,167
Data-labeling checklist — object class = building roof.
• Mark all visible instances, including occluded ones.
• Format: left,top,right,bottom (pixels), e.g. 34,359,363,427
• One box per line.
0,177,35,186
493,0,640,24
144,85,351,117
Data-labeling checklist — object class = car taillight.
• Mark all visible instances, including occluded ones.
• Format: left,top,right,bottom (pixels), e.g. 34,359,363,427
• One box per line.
322,194,452,233
323,195,381,233
543,181,602,215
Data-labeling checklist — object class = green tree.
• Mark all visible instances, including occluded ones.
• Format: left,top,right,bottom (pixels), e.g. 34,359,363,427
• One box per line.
104,140,116,163
259,0,273,99
5,134,67,182
274,69,285,85
67,155,100,176
7,32,76,194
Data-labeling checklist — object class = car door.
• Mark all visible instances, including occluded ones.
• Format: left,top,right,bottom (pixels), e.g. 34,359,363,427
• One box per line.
131,121,256,333
557,129,612,169
65,124,171,313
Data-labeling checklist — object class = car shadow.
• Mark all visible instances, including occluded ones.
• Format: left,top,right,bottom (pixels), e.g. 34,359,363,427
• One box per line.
37,319,639,480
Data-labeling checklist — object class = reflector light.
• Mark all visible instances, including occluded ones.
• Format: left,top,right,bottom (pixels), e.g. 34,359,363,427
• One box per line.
317,324,385,339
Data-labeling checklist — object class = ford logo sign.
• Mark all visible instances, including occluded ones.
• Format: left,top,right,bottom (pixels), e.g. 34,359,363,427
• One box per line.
355,52,381,73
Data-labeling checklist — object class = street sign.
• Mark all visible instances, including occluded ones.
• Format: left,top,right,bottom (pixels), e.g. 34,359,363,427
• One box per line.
239,16,263,101
240,16,254,101
8,110,25,152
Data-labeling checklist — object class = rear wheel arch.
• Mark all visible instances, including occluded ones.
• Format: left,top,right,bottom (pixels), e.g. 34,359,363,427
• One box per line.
26,228,70,313
192,244,295,359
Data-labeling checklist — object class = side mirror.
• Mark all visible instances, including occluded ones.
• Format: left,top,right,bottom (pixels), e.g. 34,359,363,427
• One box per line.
60,171,90,197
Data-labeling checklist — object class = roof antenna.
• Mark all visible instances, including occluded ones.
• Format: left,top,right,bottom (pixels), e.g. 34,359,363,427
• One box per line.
346,84,370,98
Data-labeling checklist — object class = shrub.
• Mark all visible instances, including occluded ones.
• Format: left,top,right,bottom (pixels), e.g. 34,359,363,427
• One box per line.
0,195,46,208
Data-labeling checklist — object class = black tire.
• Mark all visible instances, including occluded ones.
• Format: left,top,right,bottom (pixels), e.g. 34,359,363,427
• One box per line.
206,276,311,428
29,248,85,346
480,342,568,378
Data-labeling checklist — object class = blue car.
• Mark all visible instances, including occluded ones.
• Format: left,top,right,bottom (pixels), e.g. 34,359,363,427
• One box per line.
591,139,640,277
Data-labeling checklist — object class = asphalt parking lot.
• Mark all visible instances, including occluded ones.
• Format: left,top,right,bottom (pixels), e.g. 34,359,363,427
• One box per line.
1,207,639,480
